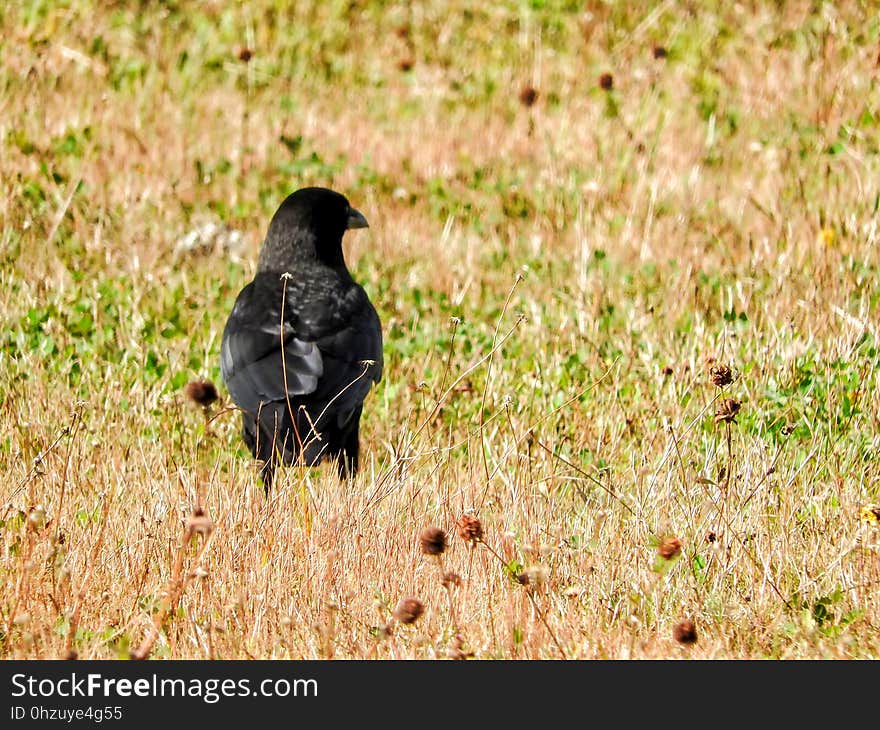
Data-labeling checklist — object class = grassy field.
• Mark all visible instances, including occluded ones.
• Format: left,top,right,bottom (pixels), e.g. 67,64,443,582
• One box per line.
2,0,880,660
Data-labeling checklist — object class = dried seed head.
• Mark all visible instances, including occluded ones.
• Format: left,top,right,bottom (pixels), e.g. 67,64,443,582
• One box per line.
781,424,795,436
456,514,483,544
705,531,718,543
653,45,668,59
237,47,253,63
673,618,698,645
397,57,414,72
662,365,674,377
186,508,213,536
860,504,880,528
447,632,474,660
714,398,741,424
27,505,47,529
392,597,425,625
185,380,219,407
658,536,683,560
519,85,539,108
599,72,614,91
441,571,463,589
517,565,549,587
419,526,447,556
709,364,734,387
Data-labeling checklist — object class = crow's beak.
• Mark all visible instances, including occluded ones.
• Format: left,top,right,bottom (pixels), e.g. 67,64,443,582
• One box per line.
346,207,369,230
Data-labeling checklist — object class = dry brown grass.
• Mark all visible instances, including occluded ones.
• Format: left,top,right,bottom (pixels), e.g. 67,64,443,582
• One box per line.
2,1,880,659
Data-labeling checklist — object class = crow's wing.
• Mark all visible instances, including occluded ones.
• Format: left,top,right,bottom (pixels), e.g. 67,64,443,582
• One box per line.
220,278,382,422
311,302,383,425
220,281,324,416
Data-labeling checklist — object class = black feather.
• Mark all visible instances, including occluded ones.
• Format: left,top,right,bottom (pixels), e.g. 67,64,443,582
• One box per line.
220,188,383,489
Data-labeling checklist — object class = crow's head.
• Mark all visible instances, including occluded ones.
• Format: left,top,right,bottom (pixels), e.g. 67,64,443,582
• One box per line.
259,187,368,271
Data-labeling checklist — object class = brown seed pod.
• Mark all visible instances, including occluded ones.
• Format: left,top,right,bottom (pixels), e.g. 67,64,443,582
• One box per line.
599,72,614,90
185,380,219,407
519,85,539,108
714,398,741,424
456,514,483,544
673,618,698,645
392,597,425,625
419,526,447,556
709,364,734,387
657,536,683,560
441,572,463,589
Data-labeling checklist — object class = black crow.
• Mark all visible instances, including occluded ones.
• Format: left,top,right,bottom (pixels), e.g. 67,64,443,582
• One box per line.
220,187,383,489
